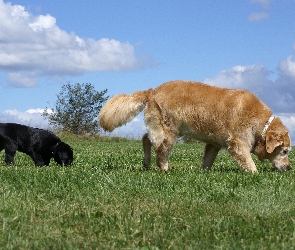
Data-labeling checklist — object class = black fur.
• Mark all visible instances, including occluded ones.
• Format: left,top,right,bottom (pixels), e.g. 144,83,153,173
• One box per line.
0,123,73,166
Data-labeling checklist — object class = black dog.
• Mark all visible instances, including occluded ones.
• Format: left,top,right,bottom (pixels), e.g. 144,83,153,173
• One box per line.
0,123,73,166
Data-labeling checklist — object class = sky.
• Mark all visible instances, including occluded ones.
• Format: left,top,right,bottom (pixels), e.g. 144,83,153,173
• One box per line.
1,0,295,142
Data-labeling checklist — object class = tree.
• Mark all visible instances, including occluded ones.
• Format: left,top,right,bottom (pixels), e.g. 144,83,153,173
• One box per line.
43,83,108,134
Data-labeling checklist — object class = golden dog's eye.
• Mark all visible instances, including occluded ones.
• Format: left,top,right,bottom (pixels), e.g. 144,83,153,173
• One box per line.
283,149,289,155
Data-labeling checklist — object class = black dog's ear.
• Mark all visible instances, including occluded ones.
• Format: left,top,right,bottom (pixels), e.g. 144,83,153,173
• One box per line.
52,142,62,155
52,142,73,166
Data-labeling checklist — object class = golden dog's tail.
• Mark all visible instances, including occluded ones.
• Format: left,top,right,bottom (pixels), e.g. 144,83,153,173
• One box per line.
98,89,151,132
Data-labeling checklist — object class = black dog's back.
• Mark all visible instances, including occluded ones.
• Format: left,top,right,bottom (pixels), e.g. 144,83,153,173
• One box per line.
0,123,73,166
0,123,29,154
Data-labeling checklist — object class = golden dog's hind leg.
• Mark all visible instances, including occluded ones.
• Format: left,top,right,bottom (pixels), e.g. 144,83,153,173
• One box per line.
202,143,221,170
142,133,152,169
227,138,257,172
154,139,173,171
142,132,175,171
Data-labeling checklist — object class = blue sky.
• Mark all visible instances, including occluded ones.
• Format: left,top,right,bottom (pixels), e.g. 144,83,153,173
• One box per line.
1,0,295,141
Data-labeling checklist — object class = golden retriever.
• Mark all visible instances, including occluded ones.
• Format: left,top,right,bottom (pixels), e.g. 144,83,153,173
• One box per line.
98,80,291,172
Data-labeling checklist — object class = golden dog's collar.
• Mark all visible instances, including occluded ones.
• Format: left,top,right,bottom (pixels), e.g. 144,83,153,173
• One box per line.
254,116,275,152
261,116,275,138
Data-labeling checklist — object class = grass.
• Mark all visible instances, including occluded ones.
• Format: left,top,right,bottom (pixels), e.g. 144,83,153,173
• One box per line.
1,135,295,249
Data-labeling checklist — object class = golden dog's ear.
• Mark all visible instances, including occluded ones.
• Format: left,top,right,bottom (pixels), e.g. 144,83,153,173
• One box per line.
265,131,283,153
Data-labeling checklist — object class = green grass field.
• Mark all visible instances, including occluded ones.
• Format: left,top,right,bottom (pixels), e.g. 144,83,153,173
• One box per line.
1,134,295,249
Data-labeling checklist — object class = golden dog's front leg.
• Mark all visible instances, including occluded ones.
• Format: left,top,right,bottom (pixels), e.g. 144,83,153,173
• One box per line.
227,138,258,172
142,133,152,169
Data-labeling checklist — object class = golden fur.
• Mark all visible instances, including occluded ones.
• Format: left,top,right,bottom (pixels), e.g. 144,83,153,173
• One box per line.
99,80,291,172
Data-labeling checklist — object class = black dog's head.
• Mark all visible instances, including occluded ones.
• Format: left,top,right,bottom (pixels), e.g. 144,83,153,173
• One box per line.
52,142,73,166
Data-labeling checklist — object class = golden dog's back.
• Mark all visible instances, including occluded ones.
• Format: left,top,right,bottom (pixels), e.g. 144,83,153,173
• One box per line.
149,81,271,143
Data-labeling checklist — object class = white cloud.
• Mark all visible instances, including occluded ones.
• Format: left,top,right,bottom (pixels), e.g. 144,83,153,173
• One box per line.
26,108,48,114
273,53,295,112
203,63,271,91
278,55,295,79
250,0,270,9
248,12,269,22
29,14,56,31
203,61,295,113
0,0,141,87
276,113,295,145
248,0,270,22
7,71,38,87
0,108,50,129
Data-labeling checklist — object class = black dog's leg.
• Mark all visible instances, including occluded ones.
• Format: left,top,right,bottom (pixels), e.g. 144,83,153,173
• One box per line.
4,146,16,165
31,153,49,166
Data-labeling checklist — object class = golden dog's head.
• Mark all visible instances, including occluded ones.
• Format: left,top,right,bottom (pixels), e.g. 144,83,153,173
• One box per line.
256,118,291,171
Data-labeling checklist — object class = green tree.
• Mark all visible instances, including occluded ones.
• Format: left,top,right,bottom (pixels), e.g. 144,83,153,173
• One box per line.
43,83,108,134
